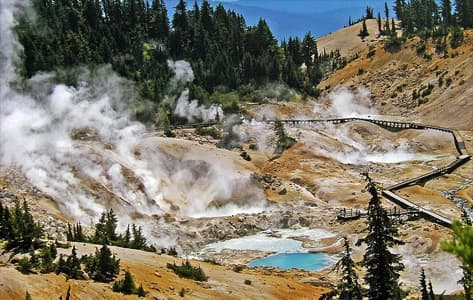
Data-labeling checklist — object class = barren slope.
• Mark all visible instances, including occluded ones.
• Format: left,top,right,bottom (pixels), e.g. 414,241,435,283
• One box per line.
319,26,473,130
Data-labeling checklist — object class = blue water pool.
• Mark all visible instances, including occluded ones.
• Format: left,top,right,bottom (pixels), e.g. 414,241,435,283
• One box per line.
248,252,333,271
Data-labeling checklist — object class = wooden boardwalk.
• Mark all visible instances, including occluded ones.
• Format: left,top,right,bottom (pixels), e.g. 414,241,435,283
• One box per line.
336,207,420,221
274,117,471,228
150,117,471,228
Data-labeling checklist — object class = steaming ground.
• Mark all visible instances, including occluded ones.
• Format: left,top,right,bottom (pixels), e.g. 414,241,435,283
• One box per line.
0,0,262,242
1,0,472,296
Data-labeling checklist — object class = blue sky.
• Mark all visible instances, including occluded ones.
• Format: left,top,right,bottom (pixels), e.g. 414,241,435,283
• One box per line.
164,0,394,40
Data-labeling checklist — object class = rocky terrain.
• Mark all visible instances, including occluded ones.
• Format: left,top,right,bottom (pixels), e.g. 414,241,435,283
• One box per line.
1,23,472,300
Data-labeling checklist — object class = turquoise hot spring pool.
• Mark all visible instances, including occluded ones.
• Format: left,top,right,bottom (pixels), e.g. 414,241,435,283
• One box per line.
248,252,333,271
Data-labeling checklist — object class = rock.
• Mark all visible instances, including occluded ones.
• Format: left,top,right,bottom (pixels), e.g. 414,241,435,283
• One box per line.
154,271,162,278
81,272,90,280
278,188,287,195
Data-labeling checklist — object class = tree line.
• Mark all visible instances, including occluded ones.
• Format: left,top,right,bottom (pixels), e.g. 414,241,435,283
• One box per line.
15,0,344,123
67,208,156,252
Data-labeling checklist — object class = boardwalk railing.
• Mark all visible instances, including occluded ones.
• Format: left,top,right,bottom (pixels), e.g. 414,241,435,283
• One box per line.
148,117,470,227
271,117,470,228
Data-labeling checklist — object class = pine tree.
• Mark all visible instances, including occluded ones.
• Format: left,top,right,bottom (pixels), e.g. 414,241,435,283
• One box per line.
29,246,40,268
123,225,131,248
65,246,83,279
131,224,146,250
428,280,436,300
85,244,120,282
49,243,57,259
420,268,429,300
361,174,404,300
40,246,55,273
359,19,369,38
136,284,146,297
105,208,118,242
459,209,473,300
394,0,405,22
337,237,362,300
384,1,391,33
121,270,136,294
377,12,382,34
441,0,453,26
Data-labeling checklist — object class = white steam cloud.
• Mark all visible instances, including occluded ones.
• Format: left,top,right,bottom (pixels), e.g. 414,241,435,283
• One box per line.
174,90,224,122
0,0,266,243
167,60,224,122
314,87,377,118
167,60,194,82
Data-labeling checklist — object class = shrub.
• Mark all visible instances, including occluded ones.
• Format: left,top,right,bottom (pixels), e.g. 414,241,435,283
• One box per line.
167,260,208,282
244,279,252,285
421,84,434,97
167,247,178,256
233,265,244,273
113,270,147,296
195,126,222,139
17,257,33,274
446,77,453,87
240,151,251,161
274,120,296,155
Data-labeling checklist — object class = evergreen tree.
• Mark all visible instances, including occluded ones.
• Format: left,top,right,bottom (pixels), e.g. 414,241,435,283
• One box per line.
366,6,374,19
361,174,404,300
420,268,429,300
428,280,436,300
137,284,146,296
29,246,40,268
170,0,189,58
121,270,136,294
123,225,131,248
131,224,146,250
384,1,391,33
441,0,453,26
40,246,55,273
65,246,83,279
359,19,369,38
85,244,120,282
377,12,382,34
456,0,473,28
105,208,118,242
394,0,406,23
337,237,363,300
459,209,473,300
50,242,57,259
6,201,42,250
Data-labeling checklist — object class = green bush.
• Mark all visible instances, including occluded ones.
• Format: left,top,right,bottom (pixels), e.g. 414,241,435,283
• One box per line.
195,127,222,139
233,265,244,273
17,257,33,274
167,260,208,282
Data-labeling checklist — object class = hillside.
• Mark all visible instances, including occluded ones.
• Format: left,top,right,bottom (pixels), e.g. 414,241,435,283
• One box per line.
319,24,473,130
0,242,329,299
